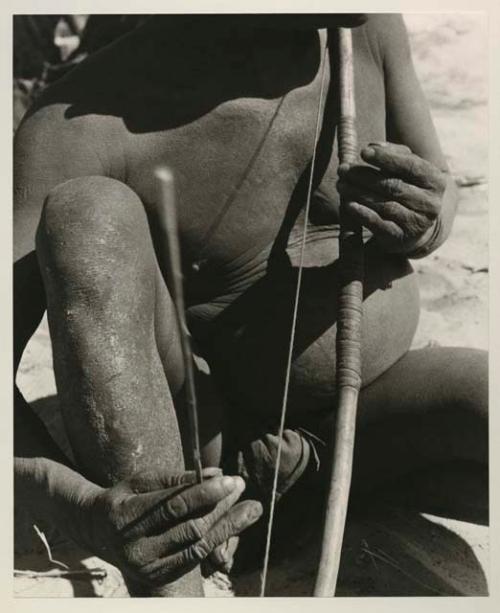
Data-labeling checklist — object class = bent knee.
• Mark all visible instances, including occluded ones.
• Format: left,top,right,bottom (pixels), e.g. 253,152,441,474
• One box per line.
36,176,153,286
39,176,144,237
417,346,488,419
37,176,149,264
453,348,488,418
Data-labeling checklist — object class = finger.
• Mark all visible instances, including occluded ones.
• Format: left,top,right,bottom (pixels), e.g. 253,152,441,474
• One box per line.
338,167,440,218
365,141,412,156
143,500,262,585
128,467,222,493
139,478,246,557
337,180,431,236
206,536,240,574
198,500,263,557
122,476,243,538
360,143,446,190
338,143,412,180
343,200,405,243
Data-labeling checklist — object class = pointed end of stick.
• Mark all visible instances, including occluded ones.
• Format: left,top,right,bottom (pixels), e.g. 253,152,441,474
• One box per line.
155,166,175,186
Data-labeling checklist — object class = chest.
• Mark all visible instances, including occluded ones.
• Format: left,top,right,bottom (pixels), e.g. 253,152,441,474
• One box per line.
121,29,387,259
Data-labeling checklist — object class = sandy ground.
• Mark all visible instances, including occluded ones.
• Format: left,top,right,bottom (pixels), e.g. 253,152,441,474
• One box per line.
14,14,489,597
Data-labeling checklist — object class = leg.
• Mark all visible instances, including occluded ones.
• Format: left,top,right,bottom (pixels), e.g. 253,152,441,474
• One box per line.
36,176,202,595
350,347,488,523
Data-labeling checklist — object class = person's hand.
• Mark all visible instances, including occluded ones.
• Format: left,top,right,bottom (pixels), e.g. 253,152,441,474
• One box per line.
337,142,447,254
78,468,262,589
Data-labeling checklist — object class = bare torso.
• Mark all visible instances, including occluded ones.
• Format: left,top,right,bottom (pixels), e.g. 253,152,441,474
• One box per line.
16,18,420,419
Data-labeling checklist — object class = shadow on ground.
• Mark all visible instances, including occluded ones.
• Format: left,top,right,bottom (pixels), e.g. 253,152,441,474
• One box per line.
231,505,488,597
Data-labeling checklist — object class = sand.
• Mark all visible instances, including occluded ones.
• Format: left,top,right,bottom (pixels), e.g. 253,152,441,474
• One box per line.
13,14,489,597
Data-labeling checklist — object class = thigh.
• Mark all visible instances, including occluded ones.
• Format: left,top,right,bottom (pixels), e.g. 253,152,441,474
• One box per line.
358,346,488,426
202,243,419,422
351,347,488,490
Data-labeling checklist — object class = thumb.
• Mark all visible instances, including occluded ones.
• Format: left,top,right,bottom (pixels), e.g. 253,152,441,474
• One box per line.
127,467,222,493
201,500,263,554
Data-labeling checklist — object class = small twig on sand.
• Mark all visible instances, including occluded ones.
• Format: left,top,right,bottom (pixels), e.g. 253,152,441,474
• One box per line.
14,568,108,580
33,525,69,570
461,264,488,274
13,524,108,583
359,542,441,595
454,175,486,188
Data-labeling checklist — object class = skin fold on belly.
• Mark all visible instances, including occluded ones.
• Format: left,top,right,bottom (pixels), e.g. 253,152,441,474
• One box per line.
188,227,420,422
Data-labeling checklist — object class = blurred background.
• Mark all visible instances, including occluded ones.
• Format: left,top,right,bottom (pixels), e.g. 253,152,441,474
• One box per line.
13,13,489,597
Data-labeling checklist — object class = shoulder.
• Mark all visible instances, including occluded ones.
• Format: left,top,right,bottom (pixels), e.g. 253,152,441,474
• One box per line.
16,102,90,177
15,81,111,181
14,96,110,234
361,14,412,66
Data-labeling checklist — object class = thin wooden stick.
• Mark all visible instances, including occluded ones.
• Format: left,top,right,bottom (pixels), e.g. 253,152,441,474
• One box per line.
155,167,203,484
14,568,108,580
314,27,364,597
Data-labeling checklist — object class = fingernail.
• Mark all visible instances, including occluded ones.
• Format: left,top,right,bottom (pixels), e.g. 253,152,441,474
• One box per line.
248,503,263,522
363,147,376,158
368,141,389,147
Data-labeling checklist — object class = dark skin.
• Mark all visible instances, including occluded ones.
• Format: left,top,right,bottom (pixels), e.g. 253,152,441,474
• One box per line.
14,15,486,597
338,142,447,253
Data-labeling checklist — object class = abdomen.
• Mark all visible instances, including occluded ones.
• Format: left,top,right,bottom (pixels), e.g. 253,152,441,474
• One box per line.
194,236,420,421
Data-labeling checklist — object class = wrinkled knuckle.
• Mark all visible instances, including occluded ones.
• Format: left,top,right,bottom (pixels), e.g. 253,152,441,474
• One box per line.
100,490,120,514
385,177,404,197
171,473,190,486
189,539,211,562
165,494,188,521
123,542,147,569
382,202,398,217
406,221,421,238
425,196,441,219
406,157,422,177
108,502,128,532
141,560,165,585
186,517,207,541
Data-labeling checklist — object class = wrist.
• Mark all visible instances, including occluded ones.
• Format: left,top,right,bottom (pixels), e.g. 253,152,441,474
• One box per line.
402,215,442,259
377,215,442,259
